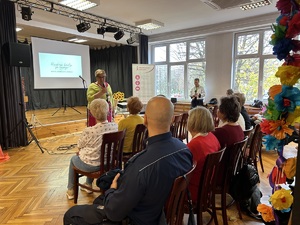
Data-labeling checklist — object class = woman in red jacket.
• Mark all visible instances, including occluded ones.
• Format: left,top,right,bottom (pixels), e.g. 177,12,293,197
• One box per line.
187,106,221,203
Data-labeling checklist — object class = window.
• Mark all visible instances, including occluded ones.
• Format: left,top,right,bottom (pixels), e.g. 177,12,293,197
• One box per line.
152,40,206,99
233,30,282,102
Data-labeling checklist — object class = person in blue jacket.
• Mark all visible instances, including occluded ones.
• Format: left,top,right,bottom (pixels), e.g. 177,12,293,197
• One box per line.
63,96,193,225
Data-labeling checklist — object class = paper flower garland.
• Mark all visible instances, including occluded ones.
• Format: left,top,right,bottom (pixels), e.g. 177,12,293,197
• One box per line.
259,0,300,224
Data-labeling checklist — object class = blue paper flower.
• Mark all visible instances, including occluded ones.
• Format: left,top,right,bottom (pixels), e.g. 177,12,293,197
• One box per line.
273,38,294,60
263,135,285,151
274,85,300,112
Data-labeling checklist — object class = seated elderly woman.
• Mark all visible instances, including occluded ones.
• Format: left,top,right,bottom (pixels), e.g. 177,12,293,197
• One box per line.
66,99,118,200
118,96,144,154
187,106,221,203
212,95,244,148
234,92,251,130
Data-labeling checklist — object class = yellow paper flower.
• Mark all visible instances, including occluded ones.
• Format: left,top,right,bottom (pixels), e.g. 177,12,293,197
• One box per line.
269,119,294,140
275,65,300,86
287,106,300,125
269,189,293,210
113,92,125,101
257,204,275,222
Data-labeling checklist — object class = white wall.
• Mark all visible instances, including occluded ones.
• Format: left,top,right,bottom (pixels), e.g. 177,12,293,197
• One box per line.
205,32,234,102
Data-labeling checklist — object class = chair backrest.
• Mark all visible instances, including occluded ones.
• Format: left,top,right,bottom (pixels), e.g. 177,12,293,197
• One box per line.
164,162,196,225
100,130,126,173
209,105,219,127
170,114,182,138
178,112,189,142
248,124,262,164
243,126,254,137
197,147,226,211
225,137,249,188
131,124,147,154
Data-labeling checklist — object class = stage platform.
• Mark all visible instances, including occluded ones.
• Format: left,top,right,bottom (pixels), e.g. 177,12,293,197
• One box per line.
25,106,125,139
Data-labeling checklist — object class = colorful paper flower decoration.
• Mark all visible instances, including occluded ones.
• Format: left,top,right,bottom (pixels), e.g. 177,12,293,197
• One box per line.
263,135,284,151
257,204,275,222
274,85,300,112
269,188,293,211
275,65,300,86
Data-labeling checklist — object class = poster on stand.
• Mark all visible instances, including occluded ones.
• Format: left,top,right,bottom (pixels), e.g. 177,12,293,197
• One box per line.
132,64,155,103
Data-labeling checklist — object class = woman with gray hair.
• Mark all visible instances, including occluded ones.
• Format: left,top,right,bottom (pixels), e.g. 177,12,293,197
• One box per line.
66,99,118,200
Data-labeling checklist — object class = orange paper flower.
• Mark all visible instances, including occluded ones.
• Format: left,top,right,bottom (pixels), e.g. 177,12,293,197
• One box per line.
269,85,282,100
257,204,275,222
269,119,294,140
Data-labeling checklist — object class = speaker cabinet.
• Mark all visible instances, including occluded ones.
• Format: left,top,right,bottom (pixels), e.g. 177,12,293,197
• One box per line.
2,42,31,67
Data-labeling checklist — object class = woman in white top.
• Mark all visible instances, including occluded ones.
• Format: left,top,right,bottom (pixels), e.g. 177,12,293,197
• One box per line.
66,99,118,200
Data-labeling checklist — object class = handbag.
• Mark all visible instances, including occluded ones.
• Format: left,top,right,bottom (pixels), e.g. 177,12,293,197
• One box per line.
230,163,259,200
184,175,196,225
96,168,123,191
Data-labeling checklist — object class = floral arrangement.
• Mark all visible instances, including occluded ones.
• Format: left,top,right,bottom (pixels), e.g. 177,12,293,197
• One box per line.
257,0,300,224
113,91,125,101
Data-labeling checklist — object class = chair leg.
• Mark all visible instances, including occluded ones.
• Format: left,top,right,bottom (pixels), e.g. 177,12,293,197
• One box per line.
211,198,218,225
221,192,228,225
235,200,243,220
259,149,264,172
197,211,202,225
74,171,79,204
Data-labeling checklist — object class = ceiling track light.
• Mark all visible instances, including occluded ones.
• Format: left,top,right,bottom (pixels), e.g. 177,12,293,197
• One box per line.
97,26,106,35
126,33,139,45
21,6,33,21
114,30,124,40
12,0,142,35
105,26,119,33
76,21,91,32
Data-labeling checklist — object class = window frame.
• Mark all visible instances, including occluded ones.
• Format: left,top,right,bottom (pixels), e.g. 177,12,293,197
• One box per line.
150,38,206,100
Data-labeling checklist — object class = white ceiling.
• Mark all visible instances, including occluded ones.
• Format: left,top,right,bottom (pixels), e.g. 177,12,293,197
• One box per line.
15,0,279,48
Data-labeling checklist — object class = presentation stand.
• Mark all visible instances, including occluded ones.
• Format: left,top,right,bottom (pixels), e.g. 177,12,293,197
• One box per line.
52,90,81,116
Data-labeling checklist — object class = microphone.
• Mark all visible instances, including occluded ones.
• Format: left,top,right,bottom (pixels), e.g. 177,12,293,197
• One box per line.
79,75,85,81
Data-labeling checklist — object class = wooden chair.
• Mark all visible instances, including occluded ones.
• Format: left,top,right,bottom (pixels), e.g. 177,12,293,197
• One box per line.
243,126,254,137
214,137,248,225
122,124,147,164
178,112,189,143
195,147,226,225
170,114,182,139
247,124,264,172
73,130,126,204
164,162,196,225
209,105,219,127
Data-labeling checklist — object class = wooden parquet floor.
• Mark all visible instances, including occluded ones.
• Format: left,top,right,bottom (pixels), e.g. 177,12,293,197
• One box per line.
0,134,279,225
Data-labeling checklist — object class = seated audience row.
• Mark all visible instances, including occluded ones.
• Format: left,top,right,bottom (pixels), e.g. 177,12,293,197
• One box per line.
64,94,245,225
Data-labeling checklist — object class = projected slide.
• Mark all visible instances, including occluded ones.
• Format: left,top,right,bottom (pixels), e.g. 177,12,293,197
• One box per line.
31,37,91,89
39,53,82,78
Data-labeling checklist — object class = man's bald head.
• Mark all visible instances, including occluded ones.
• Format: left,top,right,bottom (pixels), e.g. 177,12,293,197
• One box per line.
144,96,174,135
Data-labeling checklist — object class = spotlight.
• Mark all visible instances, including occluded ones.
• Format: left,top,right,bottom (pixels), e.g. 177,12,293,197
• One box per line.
76,22,91,33
105,26,119,33
21,6,33,21
126,34,139,45
97,26,106,35
114,30,124,40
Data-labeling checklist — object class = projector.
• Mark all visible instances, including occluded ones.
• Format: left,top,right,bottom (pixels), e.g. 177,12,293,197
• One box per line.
76,22,91,33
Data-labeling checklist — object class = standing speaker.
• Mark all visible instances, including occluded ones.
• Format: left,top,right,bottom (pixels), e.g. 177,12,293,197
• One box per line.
2,42,31,67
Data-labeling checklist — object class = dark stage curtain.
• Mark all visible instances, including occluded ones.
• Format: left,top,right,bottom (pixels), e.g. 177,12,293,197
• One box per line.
0,0,27,148
90,45,138,97
139,34,148,64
